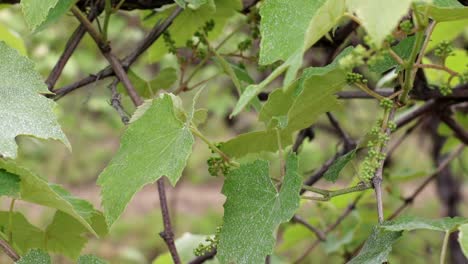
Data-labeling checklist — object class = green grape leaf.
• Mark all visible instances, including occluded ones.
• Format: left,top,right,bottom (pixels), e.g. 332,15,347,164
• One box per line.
417,0,468,22
146,0,242,62
259,0,345,66
346,0,413,47
153,233,219,264
0,159,102,236
98,94,194,227
0,42,69,158
218,154,301,264
369,36,416,73
459,224,468,259
0,22,26,55
381,216,468,232
220,129,293,158
324,149,357,183
21,0,75,32
78,255,108,264
16,249,51,264
347,227,402,264
0,212,44,254
44,211,88,259
0,169,20,197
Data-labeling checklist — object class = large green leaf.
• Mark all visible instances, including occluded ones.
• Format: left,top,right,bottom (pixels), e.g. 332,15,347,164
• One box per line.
98,94,194,227
347,0,413,47
381,216,468,232
0,159,102,236
218,154,301,264
0,212,44,254
0,169,20,197
16,249,51,264
417,0,468,22
259,0,345,65
459,224,468,259
21,0,75,32
146,0,242,62
347,227,402,264
0,42,69,158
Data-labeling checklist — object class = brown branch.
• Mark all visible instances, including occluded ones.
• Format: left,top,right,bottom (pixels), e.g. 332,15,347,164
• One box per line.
293,194,363,263
71,6,143,105
54,6,183,99
157,179,181,264
326,112,355,151
0,238,19,262
441,115,468,145
47,4,102,91
291,215,326,241
108,79,130,124
188,248,217,264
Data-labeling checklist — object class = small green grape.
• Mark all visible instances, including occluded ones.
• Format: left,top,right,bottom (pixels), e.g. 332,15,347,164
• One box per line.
399,20,413,34
434,41,454,58
346,72,367,84
379,98,393,109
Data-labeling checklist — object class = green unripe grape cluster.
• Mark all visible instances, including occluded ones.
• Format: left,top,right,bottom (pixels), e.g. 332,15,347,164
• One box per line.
194,226,221,256
438,83,452,96
207,157,231,176
434,41,453,58
399,20,413,34
163,31,177,55
360,118,391,181
238,39,252,52
379,98,394,109
346,72,367,84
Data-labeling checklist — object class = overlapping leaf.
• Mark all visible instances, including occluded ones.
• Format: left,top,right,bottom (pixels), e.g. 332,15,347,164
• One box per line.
417,0,468,21
78,255,108,264
21,0,75,32
347,0,413,47
0,159,104,236
0,42,69,158
218,154,301,264
98,94,194,227
459,224,468,259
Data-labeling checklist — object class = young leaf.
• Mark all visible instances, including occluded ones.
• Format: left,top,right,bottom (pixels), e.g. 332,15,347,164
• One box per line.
16,249,51,264
0,42,69,158
0,169,20,197
324,149,357,183
0,159,102,236
0,212,44,254
21,0,75,32
98,94,194,227
459,224,468,259
78,255,108,264
146,0,242,62
346,0,413,47
347,227,402,264
218,154,302,264
381,216,468,232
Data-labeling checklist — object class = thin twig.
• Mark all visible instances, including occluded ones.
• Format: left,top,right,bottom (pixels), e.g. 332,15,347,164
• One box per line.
0,238,19,262
440,115,468,145
291,215,326,241
108,79,130,124
326,112,355,151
